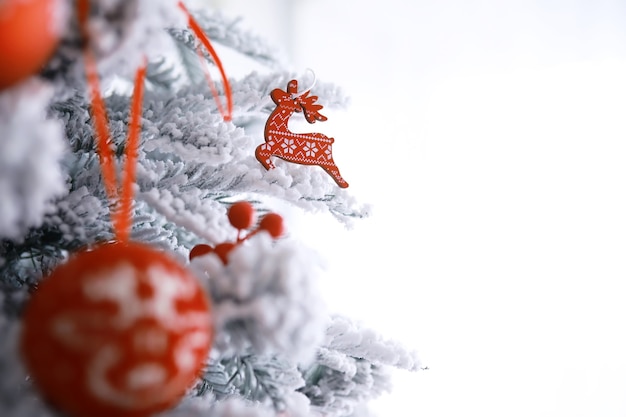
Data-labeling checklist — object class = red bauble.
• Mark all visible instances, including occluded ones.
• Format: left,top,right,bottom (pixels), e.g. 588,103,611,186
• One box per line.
20,242,213,417
0,0,62,90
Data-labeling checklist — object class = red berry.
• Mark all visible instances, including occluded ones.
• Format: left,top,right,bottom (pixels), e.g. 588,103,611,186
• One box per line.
227,201,255,230
214,242,237,264
189,244,214,261
259,213,284,238
20,241,212,417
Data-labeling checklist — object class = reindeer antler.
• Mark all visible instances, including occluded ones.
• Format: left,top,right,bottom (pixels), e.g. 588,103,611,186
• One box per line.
284,79,327,123
298,93,327,123
287,80,299,95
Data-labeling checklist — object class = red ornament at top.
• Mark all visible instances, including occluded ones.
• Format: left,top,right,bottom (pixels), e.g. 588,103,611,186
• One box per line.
0,0,62,90
256,79,349,188
189,202,284,264
20,242,213,417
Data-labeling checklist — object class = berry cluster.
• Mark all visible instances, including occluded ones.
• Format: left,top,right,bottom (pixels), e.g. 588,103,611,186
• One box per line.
190,201,284,264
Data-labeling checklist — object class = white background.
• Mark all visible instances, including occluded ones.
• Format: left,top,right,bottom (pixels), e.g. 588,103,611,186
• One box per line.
205,1,626,416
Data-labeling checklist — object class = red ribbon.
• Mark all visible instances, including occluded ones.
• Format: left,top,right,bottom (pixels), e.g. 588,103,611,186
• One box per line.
179,1,233,121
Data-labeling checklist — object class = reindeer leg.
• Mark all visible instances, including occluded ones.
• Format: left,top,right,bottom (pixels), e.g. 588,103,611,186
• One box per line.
321,164,349,188
255,143,276,170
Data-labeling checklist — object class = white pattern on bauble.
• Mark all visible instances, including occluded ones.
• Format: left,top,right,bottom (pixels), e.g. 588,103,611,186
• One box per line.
81,263,205,329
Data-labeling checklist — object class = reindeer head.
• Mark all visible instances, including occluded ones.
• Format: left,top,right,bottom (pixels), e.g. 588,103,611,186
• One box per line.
270,80,328,123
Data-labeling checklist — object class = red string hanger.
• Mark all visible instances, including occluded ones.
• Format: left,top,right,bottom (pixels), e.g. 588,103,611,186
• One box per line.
178,0,233,121
76,0,145,242
82,47,146,243
19,3,216,417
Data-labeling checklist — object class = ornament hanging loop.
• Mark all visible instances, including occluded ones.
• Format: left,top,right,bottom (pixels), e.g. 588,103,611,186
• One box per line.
291,68,317,99
78,0,147,243
113,59,147,243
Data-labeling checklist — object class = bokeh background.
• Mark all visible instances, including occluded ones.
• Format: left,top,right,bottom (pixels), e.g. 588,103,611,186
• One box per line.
203,1,626,416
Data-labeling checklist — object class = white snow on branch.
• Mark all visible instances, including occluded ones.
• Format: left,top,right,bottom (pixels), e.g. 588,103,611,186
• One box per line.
191,233,327,363
170,397,275,417
47,186,107,243
136,185,232,244
167,8,286,70
324,316,421,372
295,315,421,417
0,81,67,240
90,0,185,79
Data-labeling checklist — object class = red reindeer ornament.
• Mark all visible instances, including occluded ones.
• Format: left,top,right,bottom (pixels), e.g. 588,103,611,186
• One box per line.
256,79,349,188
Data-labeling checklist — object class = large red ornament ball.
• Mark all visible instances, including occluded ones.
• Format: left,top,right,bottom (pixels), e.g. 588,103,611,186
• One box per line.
20,241,213,417
0,0,62,90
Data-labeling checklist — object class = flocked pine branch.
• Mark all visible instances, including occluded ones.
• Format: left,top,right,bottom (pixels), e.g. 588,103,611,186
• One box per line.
220,355,305,410
0,81,66,242
42,0,186,99
144,57,183,92
185,231,419,417
167,9,286,70
299,316,421,417
190,233,327,362
323,316,422,371
193,361,236,399
170,396,278,417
